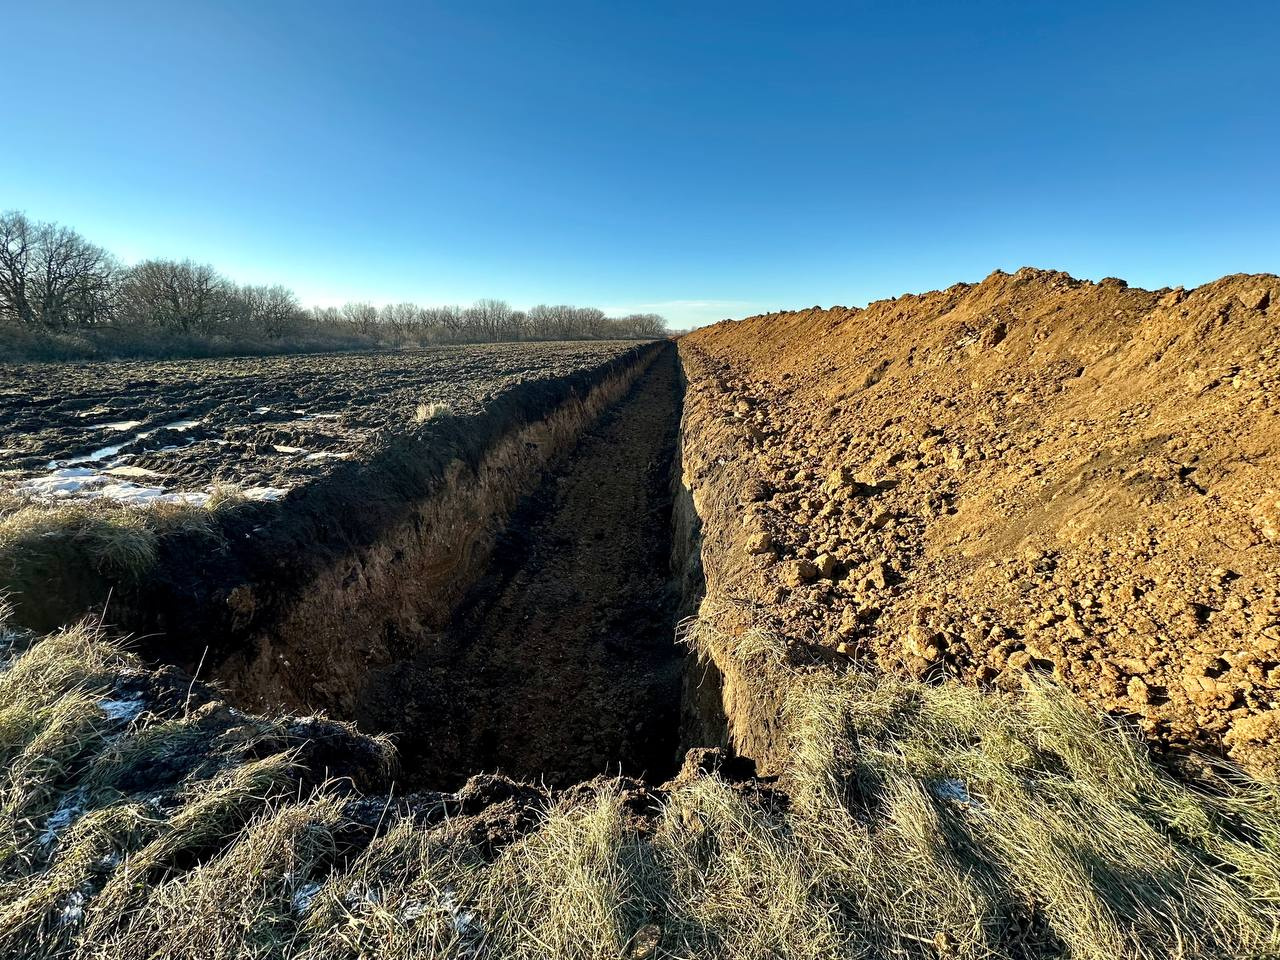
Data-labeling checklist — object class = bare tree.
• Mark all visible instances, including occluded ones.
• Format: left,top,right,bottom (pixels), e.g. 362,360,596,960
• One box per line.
2,210,670,354
465,298,513,341
379,302,424,345
0,211,34,324
30,222,117,325
117,259,232,332
0,212,116,325
341,302,379,335
235,284,302,338
574,306,608,338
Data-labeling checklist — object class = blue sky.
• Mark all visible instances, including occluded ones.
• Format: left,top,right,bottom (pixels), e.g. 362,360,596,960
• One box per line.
3,1,1277,328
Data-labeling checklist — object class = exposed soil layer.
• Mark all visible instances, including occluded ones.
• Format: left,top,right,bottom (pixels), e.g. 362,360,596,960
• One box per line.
679,269,1280,774
0,342,645,496
354,347,687,788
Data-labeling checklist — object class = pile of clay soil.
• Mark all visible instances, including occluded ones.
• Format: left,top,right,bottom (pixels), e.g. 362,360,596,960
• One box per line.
679,268,1280,774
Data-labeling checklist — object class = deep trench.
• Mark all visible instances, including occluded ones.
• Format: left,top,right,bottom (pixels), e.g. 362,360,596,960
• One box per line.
337,345,695,789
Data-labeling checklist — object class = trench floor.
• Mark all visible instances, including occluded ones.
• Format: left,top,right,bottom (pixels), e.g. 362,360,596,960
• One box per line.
355,347,686,788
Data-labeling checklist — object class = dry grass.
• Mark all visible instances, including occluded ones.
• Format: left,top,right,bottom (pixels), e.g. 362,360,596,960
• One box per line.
0,622,1277,959
0,492,239,629
414,401,454,423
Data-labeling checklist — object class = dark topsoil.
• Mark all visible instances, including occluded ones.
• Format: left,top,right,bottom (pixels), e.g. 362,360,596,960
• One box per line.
355,346,689,789
0,342,647,492
6,342,661,652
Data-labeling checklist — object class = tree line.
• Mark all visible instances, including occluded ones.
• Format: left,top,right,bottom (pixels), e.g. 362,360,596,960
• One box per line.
0,211,667,345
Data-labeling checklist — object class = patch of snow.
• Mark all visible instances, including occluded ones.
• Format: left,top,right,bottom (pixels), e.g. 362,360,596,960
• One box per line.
20,467,106,496
106,465,166,479
41,787,88,847
304,451,352,462
273,445,307,455
343,883,383,909
96,481,209,507
252,406,273,414
930,778,983,810
441,889,483,940
62,443,128,466
94,420,145,432
291,881,324,915
16,469,210,507
57,890,87,927
98,697,146,722
48,417,207,469
242,486,288,501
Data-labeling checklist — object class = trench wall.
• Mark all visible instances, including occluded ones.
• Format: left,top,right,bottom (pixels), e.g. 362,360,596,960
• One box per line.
213,343,667,713
673,340,795,775
34,342,661,702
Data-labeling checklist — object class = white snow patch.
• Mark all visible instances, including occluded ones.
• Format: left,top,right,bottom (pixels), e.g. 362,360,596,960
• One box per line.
441,889,483,940
930,778,982,809
243,486,289,501
291,881,324,915
95,420,145,432
304,451,352,462
98,697,146,722
57,890,87,927
106,465,166,479
49,417,206,469
273,445,307,455
343,883,383,909
16,469,211,507
21,467,102,496
62,443,128,466
41,787,88,847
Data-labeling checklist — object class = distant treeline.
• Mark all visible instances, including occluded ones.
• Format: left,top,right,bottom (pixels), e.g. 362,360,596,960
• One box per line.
0,211,666,361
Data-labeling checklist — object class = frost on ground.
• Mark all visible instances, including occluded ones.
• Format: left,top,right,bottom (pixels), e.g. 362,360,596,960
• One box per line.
15,467,288,506
40,787,88,847
98,697,146,722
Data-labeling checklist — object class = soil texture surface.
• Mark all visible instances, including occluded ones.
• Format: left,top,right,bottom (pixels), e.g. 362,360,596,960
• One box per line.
356,346,686,788
0,342,644,500
680,268,1280,773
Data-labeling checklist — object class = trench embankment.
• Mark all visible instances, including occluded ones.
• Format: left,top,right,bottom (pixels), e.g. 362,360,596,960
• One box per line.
14,335,770,790
670,340,795,775
185,343,661,708
353,345,690,787
169,339,715,789
197,336,766,790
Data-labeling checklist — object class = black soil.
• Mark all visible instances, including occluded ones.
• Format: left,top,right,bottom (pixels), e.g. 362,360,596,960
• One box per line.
0,342,645,493
355,347,687,789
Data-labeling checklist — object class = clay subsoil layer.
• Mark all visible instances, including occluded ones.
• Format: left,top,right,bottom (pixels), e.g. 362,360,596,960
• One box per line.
679,269,1280,774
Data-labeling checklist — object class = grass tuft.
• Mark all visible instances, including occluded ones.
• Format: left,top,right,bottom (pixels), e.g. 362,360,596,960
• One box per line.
0,622,1278,958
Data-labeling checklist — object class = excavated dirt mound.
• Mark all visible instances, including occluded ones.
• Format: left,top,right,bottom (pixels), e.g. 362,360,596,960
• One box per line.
680,268,1280,774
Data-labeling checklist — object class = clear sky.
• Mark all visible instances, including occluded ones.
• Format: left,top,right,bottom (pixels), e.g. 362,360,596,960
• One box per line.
3,1,1277,328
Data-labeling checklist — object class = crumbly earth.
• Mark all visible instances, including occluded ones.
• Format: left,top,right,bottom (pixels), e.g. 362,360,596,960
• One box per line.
680,268,1280,773
0,342,644,495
